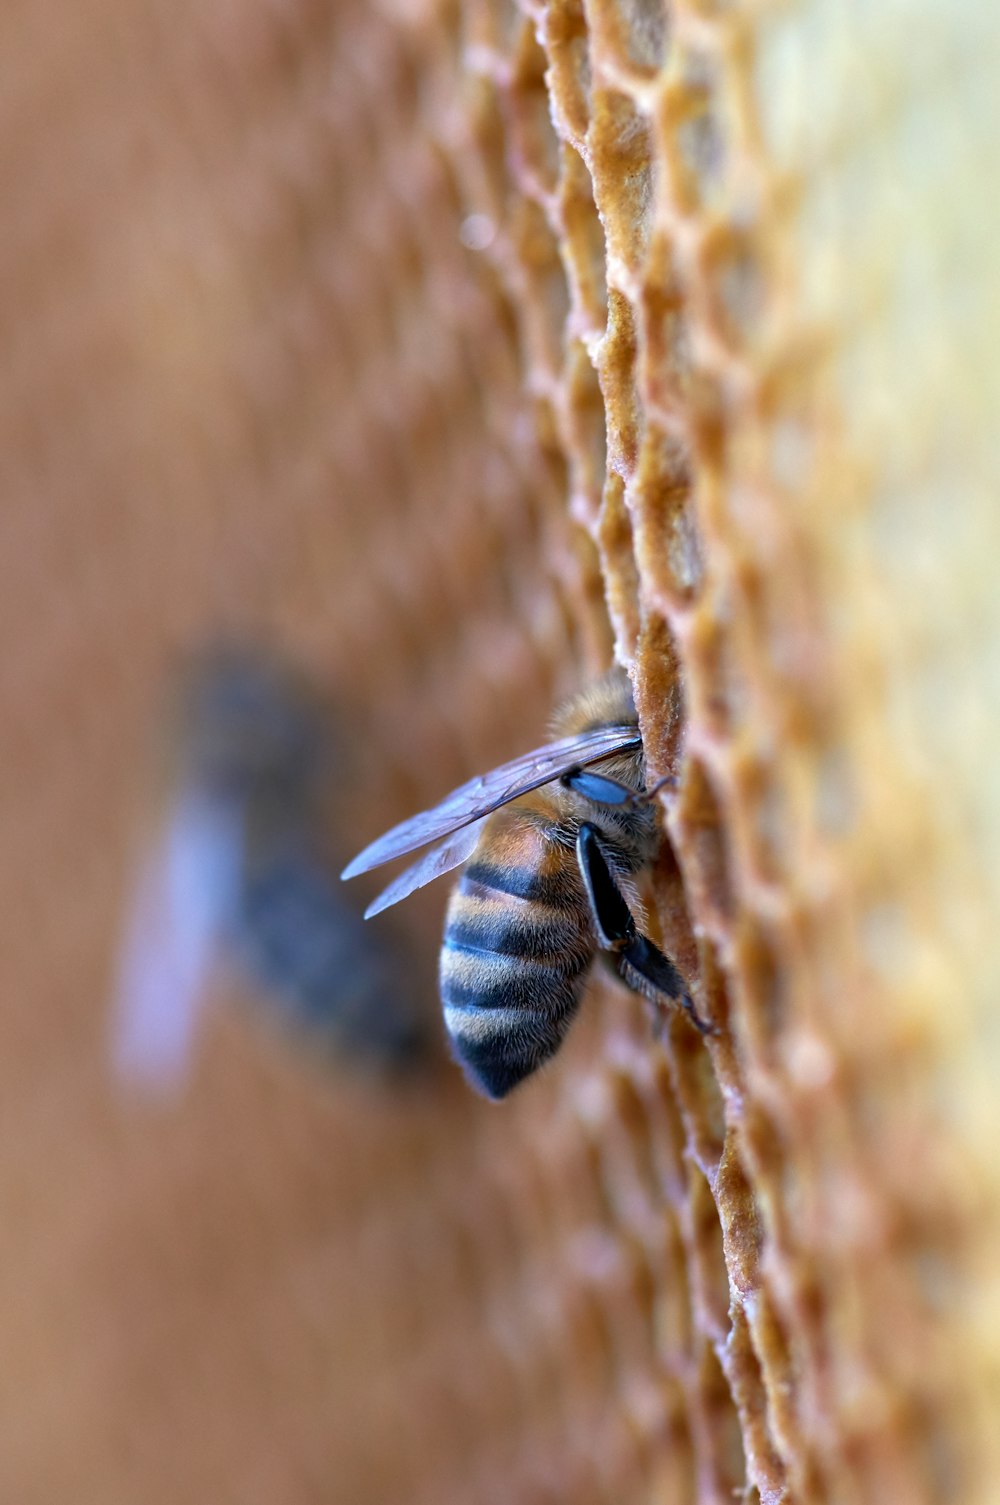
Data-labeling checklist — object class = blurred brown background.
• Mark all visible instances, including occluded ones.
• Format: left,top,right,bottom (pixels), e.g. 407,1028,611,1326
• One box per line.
1,2,628,1500
2,0,999,1502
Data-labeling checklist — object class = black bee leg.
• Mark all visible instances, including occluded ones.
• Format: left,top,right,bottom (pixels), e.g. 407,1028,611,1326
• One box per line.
561,766,678,808
575,823,714,1035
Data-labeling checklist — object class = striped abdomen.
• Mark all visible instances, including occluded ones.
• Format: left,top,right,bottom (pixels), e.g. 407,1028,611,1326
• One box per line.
440,797,593,1099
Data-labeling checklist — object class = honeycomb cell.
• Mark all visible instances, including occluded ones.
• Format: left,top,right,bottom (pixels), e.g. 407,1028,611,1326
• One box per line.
688,1165,730,1342
542,0,592,145
631,423,700,609
613,1232,662,1372
646,1388,697,1503
588,89,656,275
739,1101,796,1254
588,0,670,82
604,1058,662,1210
596,287,642,476
670,1017,727,1174
460,0,526,66
637,228,692,416
715,1135,762,1299
696,1337,749,1500
726,1304,787,1501
508,18,563,199
684,595,750,737
509,196,570,379
731,747,794,890
675,755,736,934
562,1266,618,1393
658,46,729,216
563,337,607,523
700,219,768,355
595,472,641,660
733,911,790,1055
462,74,512,227
632,607,686,771
557,143,608,339
646,1053,692,1207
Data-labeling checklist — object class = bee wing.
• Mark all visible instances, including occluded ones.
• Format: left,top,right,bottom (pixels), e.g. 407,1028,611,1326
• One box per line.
342,723,641,880
364,816,487,918
111,794,243,1092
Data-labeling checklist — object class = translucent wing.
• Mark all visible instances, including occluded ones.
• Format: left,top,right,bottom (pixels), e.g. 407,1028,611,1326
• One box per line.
342,723,640,880
111,794,243,1092
364,817,487,918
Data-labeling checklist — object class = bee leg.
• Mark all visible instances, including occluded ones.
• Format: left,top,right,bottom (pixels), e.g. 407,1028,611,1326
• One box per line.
575,823,714,1036
561,767,677,808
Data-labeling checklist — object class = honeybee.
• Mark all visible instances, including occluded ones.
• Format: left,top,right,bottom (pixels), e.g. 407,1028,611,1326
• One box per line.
113,649,427,1090
342,667,711,1099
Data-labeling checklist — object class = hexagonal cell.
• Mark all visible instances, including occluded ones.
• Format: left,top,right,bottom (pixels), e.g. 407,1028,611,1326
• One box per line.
563,338,607,523
738,1101,805,1267
637,227,692,415
588,1404,655,1505
507,17,563,199
732,910,790,1053
699,219,769,355
562,1270,618,1394
603,1067,663,1208
459,0,528,67
714,1135,763,1299
688,1164,731,1342
691,933,732,1044
684,596,752,739
645,1386,697,1502
557,143,608,339
588,89,655,276
669,1011,727,1174
612,1232,662,1373
509,196,570,379
725,1304,788,1501
541,0,592,144
731,748,793,890
573,1122,626,1230
461,74,513,229
631,423,700,608
588,0,670,82
657,45,728,216
695,1337,748,1500
909,1400,969,1505
632,609,687,772
596,287,642,476
647,1052,691,1206
812,738,860,841
651,1207,694,1362
749,1280,802,1466
596,472,641,661
675,755,735,933
548,520,617,673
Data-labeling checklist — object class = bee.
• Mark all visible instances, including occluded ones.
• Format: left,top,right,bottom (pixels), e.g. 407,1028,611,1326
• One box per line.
342,667,711,1099
113,648,427,1090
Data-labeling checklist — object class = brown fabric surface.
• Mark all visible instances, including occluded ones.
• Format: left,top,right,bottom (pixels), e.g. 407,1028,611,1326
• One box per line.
2,1,996,1502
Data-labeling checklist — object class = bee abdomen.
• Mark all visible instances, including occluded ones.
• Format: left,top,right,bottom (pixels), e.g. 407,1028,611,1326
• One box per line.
441,953,587,1101
440,861,591,1100
444,902,584,965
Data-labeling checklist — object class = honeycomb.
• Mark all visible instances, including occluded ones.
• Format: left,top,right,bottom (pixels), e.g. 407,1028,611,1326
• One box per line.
1,1,997,1503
